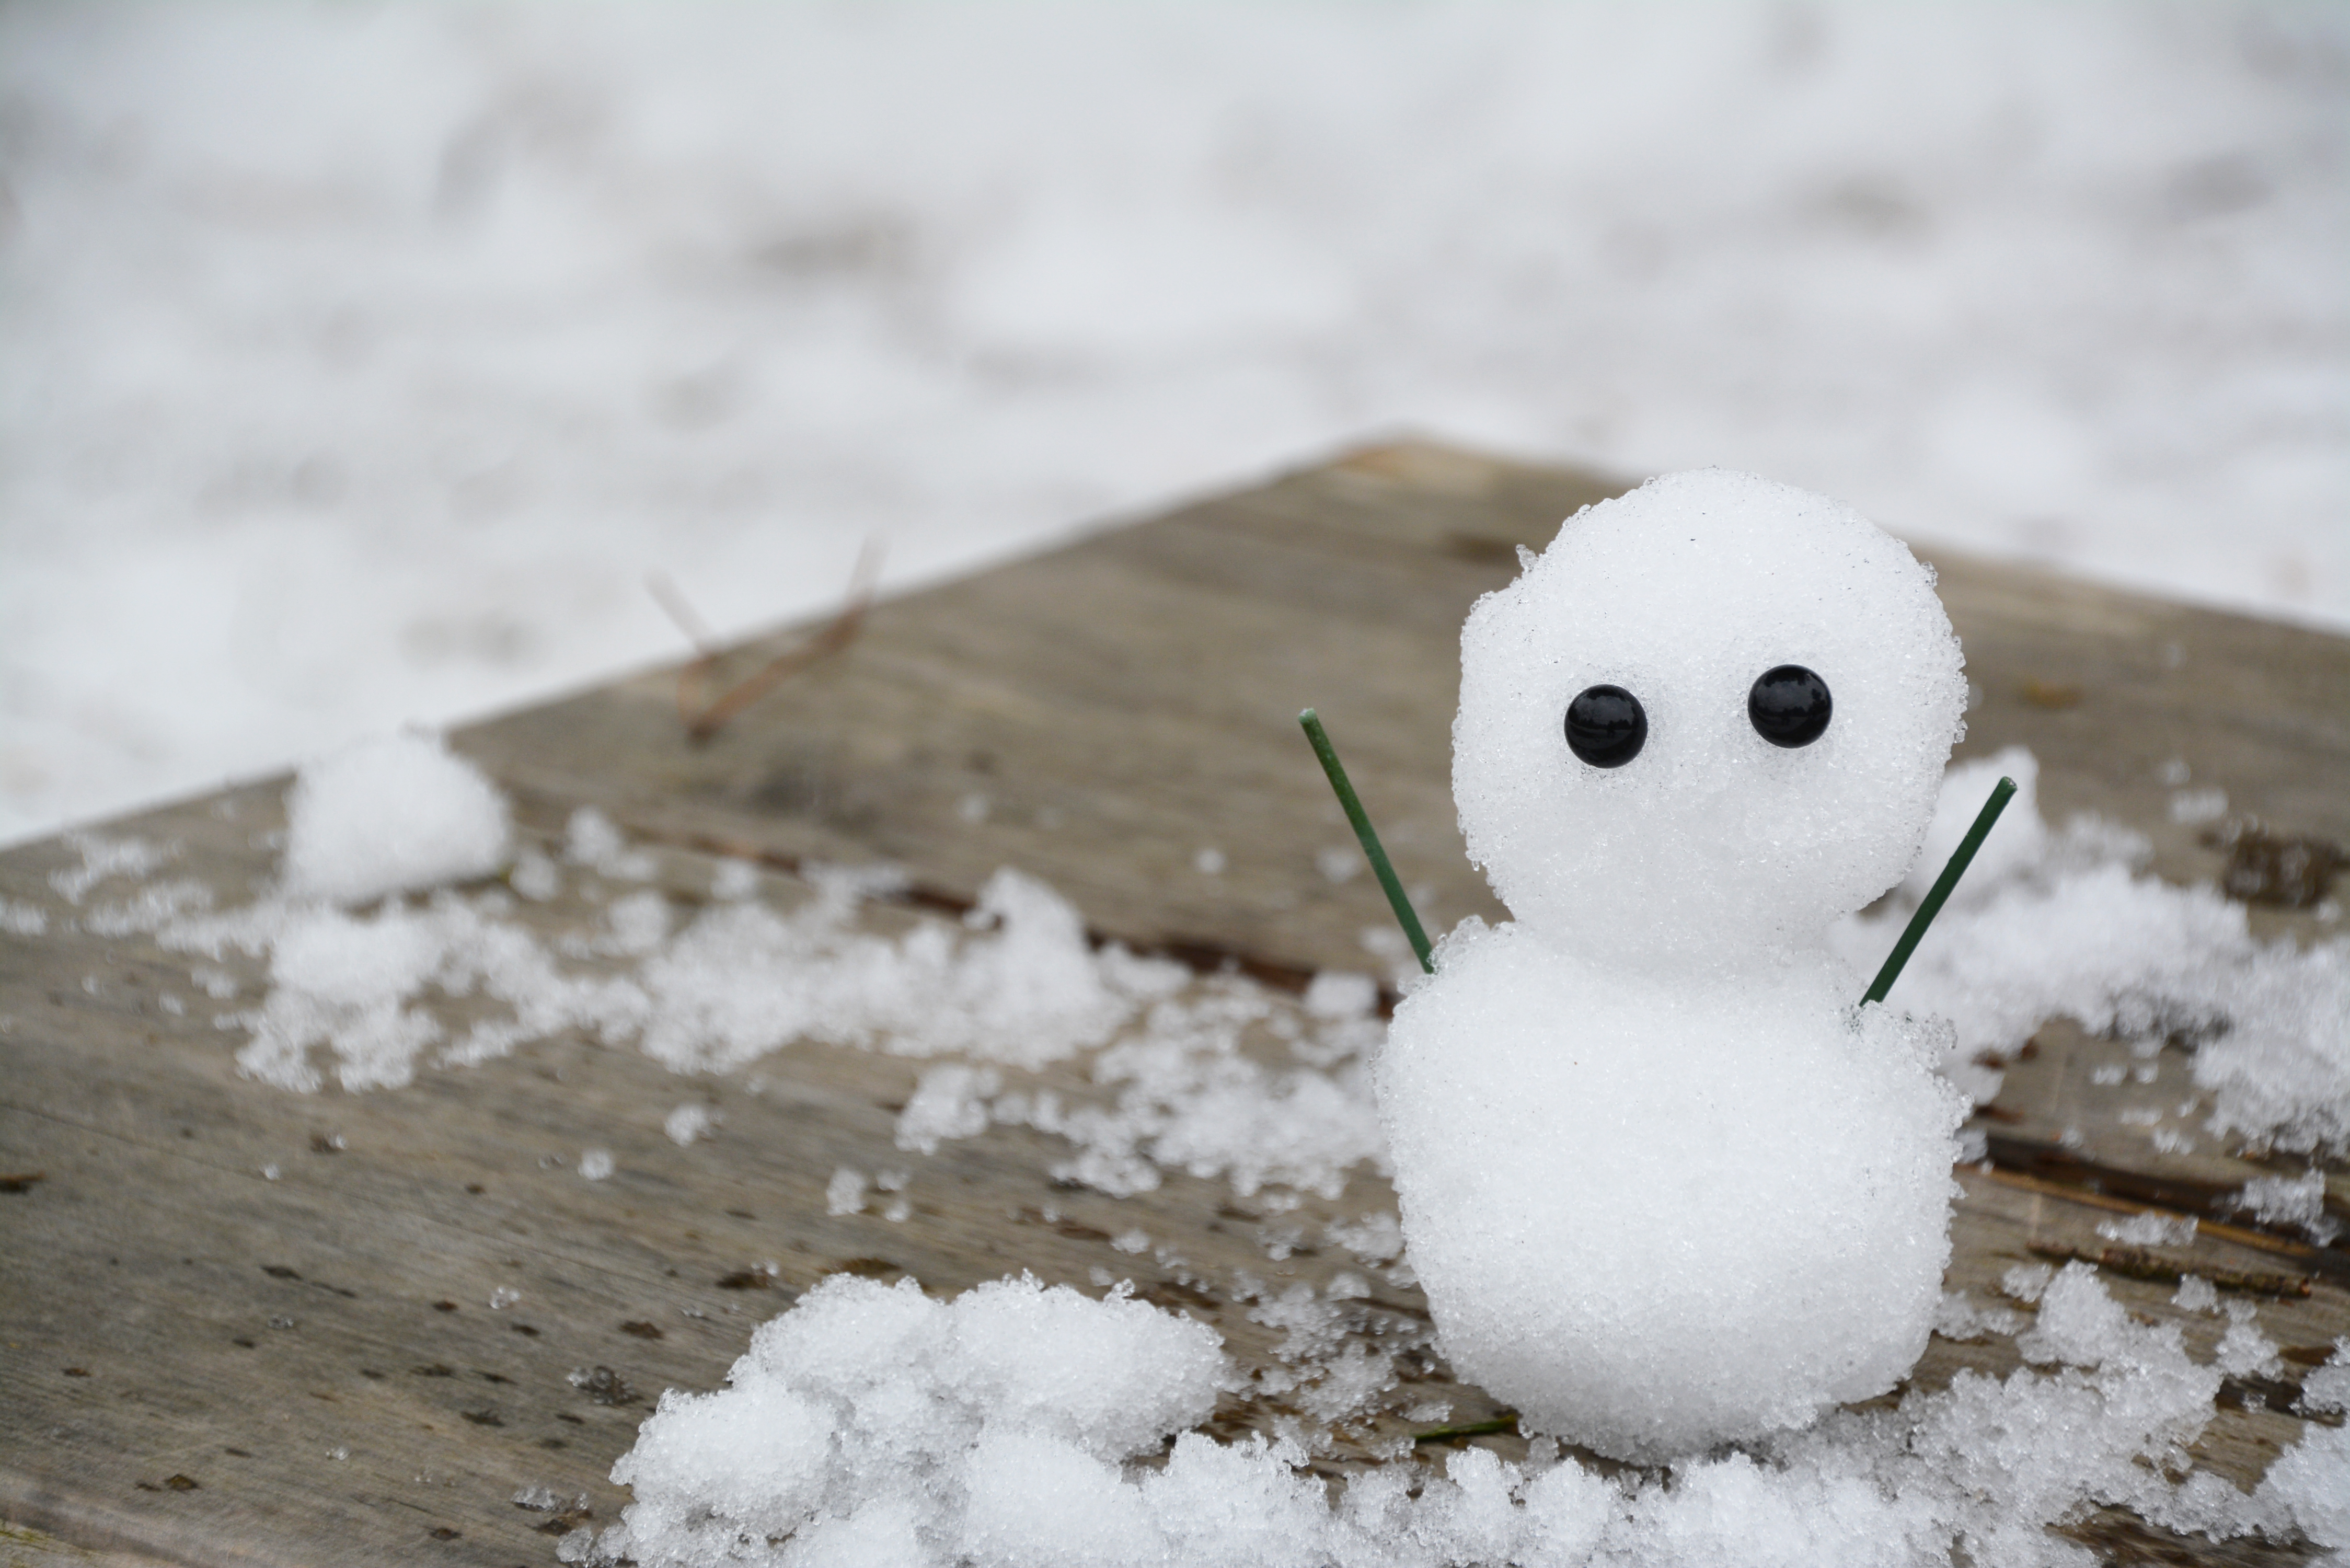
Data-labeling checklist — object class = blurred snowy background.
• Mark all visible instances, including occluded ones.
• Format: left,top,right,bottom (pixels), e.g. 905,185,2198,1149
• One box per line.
2,2,2344,846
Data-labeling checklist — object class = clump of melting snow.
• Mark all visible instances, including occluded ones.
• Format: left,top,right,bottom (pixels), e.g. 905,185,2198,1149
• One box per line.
635,864,1179,1075
584,1273,1226,1567
282,731,509,906
573,1266,2347,1568
992,977,1386,1198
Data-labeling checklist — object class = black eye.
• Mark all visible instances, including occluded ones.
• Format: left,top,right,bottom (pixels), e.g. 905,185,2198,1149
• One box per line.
1749,665,1832,748
1565,684,1648,768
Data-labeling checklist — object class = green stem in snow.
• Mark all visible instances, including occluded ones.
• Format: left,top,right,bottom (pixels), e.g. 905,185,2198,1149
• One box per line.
1298,709,1434,975
1863,776,2018,1007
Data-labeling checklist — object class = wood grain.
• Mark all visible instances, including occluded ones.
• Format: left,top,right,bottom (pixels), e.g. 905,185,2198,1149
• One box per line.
3,441,2342,1565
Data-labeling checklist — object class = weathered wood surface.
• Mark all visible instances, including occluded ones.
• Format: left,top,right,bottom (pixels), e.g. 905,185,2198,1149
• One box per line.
2,441,2344,1566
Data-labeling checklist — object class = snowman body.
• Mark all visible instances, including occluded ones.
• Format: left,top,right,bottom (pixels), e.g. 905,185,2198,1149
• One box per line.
1374,470,1970,1462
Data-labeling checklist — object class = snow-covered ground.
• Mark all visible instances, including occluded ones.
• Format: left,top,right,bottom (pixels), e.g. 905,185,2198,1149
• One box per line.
2,3,2343,846
18,730,2345,1561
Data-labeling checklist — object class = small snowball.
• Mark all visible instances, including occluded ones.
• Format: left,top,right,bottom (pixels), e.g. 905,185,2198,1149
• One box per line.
603,1274,1226,1568
283,732,510,905
2172,1275,2219,1313
1193,847,1226,875
663,1104,716,1147
825,1168,868,1217
579,1148,615,1181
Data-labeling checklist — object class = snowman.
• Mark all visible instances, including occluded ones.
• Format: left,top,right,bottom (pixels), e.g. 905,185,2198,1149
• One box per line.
1373,469,1972,1462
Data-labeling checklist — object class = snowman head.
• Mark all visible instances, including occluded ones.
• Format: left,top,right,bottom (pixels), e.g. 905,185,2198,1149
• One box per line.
1453,470,1966,969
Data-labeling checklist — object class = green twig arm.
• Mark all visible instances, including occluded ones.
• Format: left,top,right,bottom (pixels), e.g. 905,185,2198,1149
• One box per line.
1863,776,2017,1007
1298,709,1435,974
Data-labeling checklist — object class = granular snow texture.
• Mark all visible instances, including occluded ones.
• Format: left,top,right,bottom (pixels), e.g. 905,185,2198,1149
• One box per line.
281,730,509,905
572,1267,2349,1568
14,730,2346,1561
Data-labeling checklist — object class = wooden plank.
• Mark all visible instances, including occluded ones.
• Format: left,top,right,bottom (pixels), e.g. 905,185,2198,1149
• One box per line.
3,441,2343,1565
